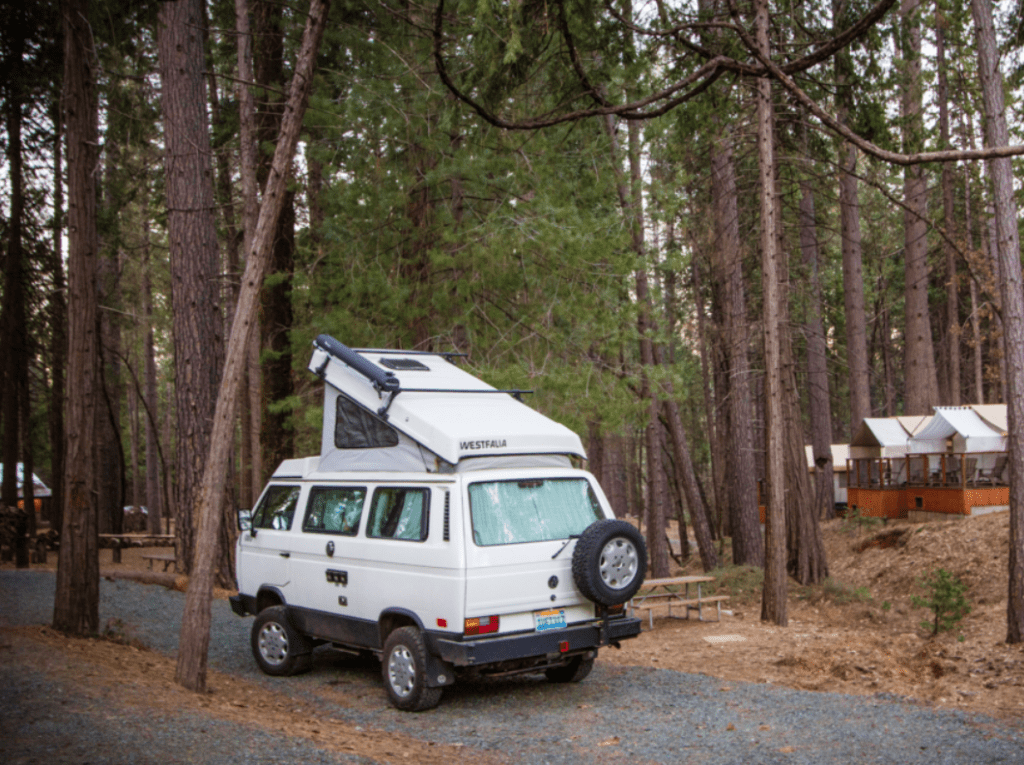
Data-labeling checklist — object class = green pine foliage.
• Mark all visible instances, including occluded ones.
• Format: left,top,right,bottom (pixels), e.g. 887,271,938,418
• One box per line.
911,568,972,636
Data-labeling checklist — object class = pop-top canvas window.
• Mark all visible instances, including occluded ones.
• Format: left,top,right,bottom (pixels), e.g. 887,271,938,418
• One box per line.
334,395,400,449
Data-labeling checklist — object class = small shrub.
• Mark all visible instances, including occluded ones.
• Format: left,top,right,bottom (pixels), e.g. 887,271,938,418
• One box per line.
881,600,892,612
707,565,764,604
801,577,873,605
841,506,883,532
911,568,971,636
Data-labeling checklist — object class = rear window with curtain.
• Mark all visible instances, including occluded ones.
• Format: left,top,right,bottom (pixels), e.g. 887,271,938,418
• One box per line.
467,478,602,546
367,488,430,541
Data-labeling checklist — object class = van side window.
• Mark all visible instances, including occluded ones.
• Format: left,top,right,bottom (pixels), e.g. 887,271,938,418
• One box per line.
368,488,429,541
303,486,366,535
252,485,301,530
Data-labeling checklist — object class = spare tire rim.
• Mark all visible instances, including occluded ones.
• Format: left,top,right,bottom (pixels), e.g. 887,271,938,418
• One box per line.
258,622,288,666
599,537,639,590
388,645,416,698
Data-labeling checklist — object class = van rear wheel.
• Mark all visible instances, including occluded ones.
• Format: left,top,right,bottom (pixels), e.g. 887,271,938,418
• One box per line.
545,654,595,683
382,626,443,711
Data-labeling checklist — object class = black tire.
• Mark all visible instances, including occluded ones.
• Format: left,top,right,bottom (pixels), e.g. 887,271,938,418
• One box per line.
545,654,595,683
381,626,443,712
251,605,312,677
571,519,647,606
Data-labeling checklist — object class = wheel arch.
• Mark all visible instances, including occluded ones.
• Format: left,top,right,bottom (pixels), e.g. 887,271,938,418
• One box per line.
255,586,287,613
378,608,425,647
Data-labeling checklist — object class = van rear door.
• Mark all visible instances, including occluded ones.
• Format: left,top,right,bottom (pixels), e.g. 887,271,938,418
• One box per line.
462,474,606,633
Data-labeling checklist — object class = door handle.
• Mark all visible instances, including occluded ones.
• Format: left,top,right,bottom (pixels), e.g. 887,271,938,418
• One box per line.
279,552,290,558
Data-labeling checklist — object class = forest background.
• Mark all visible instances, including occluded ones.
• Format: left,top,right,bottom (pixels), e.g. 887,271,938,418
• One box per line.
3,0,1024,689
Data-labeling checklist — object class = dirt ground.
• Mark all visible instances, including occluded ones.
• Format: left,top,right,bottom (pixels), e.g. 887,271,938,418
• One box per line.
602,512,1024,722
3,512,1023,763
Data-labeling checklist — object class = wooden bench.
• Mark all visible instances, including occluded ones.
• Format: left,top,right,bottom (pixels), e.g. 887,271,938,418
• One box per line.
629,575,729,628
140,553,177,572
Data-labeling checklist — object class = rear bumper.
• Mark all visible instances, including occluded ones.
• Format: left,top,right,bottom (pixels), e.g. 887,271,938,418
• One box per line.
432,616,641,667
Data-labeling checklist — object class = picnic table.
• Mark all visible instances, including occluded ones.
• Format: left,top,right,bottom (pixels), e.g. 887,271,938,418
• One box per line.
98,533,175,549
629,575,729,629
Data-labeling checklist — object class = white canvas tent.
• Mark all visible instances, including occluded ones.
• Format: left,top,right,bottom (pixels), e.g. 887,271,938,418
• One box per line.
0,463,52,499
849,418,916,459
908,406,1007,454
308,335,585,473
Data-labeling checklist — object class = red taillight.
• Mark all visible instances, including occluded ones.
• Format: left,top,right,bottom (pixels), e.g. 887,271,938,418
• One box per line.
464,615,500,636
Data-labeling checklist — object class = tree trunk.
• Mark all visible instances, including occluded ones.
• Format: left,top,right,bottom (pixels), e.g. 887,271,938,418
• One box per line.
658,375,718,571
49,102,66,533
236,0,263,499
175,0,330,692
969,0,1024,644
143,230,163,536
833,0,871,437
901,0,940,414
935,6,960,405
158,0,224,574
53,0,101,636
799,151,835,520
755,0,786,626
2,20,29,568
255,0,296,473
710,129,762,567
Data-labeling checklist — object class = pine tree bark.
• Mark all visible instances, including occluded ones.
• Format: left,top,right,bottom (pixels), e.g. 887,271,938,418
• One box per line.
755,0,786,626
935,5,960,405
235,0,263,500
2,19,29,568
49,103,66,533
900,0,940,414
53,0,101,636
175,0,330,692
158,0,224,574
969,0,1024,644
798,143,835,519
833,0,871,437
254,0,296,472
709,130,762,567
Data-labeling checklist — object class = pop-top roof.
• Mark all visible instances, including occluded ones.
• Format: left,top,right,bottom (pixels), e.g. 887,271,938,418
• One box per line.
308,335,586,467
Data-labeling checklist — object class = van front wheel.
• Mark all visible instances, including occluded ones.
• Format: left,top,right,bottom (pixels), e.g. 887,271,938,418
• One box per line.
382,626,443,711
251,605,312,676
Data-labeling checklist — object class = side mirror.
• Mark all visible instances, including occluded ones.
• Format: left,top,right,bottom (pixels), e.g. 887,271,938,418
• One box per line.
237,508,253,533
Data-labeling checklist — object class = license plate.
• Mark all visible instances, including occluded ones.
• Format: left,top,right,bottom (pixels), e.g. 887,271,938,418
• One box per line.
534,608,567,632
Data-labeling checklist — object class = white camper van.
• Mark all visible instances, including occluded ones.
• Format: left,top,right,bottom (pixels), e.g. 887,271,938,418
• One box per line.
231,335,645,711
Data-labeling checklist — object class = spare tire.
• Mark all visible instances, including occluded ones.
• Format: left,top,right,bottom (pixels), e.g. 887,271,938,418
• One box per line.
571,519,647,606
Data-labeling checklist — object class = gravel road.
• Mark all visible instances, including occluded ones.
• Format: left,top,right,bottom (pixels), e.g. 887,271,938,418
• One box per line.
2,570,1023,764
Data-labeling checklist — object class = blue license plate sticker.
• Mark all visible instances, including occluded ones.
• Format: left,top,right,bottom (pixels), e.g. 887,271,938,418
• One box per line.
534,608,567,631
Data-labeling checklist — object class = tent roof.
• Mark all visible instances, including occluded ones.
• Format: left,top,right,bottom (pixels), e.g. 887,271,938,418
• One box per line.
804,444,850,472
0,463,52,498
970,404,1008,434
851,418,913,449
909,406,1006,453
308,337,585,466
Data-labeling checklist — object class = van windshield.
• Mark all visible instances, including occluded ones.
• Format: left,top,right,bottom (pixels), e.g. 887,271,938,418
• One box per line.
468,478,602,546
